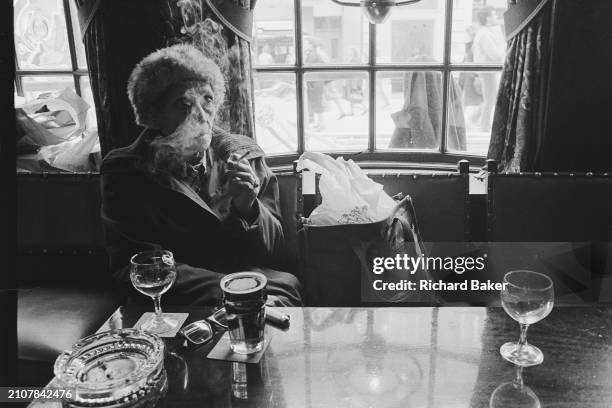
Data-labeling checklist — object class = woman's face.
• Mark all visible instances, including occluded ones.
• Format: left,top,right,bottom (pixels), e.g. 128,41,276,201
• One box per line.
154,82,217,138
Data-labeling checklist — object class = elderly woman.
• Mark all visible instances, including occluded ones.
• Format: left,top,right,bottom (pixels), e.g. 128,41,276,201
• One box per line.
101,44,301,306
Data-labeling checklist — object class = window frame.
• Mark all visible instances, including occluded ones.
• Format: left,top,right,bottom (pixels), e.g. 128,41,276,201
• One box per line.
14,0,88,100
255,0,505,169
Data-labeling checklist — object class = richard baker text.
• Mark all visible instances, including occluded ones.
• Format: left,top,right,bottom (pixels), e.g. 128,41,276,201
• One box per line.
372,279,508,292
370,254,507,294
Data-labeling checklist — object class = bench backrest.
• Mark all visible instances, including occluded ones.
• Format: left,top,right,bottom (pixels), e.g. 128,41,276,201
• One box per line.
487,172,612,242
17,173,108,286
368,171,470,242
276,170,471,243
486,170,612,304
17,169,472,288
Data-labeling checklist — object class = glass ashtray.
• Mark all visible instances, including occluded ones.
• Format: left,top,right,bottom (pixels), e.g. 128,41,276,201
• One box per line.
53,328,167,407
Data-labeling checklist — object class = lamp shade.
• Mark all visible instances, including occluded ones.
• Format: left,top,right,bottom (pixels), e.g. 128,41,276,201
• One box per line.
331,0,423,24
361,0,395,24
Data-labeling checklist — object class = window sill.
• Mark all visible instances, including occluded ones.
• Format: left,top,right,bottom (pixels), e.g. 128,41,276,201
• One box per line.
268,152,486,174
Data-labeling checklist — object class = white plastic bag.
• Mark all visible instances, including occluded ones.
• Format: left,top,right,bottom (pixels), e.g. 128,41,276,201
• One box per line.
296,152,396,225
19,88,90,142
38,129,99,172
18,88,100,172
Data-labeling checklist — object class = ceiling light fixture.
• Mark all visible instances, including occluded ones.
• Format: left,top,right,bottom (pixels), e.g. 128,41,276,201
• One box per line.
330,0,423,24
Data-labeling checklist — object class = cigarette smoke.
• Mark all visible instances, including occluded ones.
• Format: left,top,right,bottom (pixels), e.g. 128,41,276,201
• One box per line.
149,110,212,180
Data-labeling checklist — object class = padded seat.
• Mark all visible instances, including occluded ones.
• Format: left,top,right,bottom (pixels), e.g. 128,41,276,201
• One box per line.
18,287,121,363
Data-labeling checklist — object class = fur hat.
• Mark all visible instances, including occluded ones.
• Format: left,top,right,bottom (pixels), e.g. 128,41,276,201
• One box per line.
127,43,225,127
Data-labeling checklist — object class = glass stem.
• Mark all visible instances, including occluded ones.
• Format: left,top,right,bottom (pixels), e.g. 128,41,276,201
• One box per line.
514,365,524,389
153,296,163,320
518,323,529,351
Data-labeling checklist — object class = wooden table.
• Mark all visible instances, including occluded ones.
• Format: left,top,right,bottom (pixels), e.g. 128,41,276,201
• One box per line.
31,305,612,408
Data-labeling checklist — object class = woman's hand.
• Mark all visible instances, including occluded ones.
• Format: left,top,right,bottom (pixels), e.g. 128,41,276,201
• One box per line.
226,152,260,218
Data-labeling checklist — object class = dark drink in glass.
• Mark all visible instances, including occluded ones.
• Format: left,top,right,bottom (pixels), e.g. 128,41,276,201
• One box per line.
220,272,267,354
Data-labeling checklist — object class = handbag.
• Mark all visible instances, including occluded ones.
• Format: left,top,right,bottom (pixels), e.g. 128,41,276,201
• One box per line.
298,196,439,306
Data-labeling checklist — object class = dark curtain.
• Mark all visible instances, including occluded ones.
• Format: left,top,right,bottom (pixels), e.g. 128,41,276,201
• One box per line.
74,0,255,157
487,0,552,172
536,0,612,172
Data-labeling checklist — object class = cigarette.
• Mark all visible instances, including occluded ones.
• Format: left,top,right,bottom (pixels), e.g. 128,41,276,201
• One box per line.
266,307,290,328
227,151,249,166
225,151,250,178
236,151,249,162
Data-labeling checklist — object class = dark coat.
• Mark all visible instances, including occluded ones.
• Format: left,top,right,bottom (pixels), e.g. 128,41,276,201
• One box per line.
100,128,302,306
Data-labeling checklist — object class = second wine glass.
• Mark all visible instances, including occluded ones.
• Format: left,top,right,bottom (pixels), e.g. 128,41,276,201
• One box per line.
500,270,554,367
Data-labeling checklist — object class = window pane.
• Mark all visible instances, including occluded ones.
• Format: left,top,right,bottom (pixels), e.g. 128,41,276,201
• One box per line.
304,71,369,152
254,73,298,154
14,0,71,70
21,75,75,101
301,1,369,65
253,0,296,66
376,0,445,64
69,0,88,69
79,76,97,130
376,71,442,150
448,71,501,155
451,0,507,64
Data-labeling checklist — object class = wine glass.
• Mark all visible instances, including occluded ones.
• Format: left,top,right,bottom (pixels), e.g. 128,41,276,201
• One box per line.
130,250,178,335
500,270,554,367
489,366,541,408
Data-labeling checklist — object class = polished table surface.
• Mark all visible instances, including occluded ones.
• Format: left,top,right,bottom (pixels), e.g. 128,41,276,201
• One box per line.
33,305,612,408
